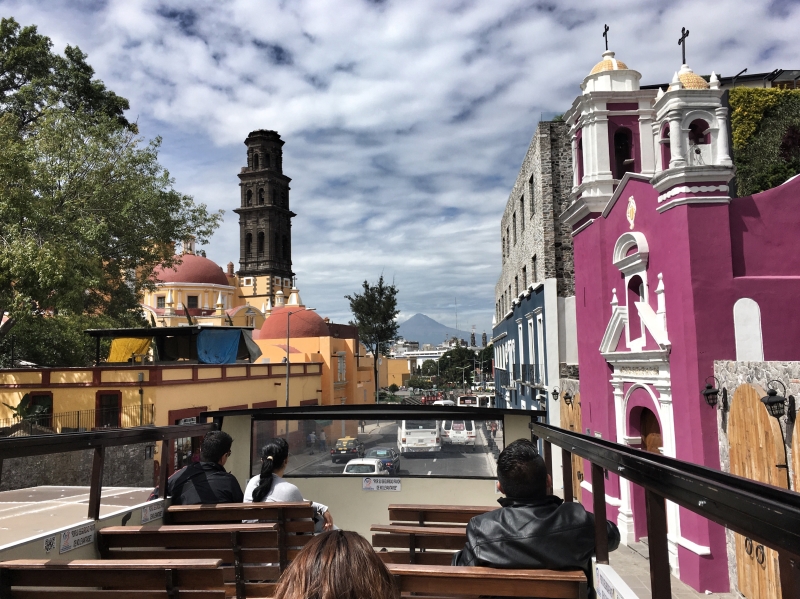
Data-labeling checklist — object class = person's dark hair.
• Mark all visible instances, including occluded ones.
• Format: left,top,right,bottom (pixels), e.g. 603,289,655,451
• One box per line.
252,437,290,502
200,430,233,463
273,530,398,599
496,439,548,499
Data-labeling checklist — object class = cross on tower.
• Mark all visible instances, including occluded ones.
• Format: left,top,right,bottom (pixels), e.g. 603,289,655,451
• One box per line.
603,24,609,51
678,27,689,65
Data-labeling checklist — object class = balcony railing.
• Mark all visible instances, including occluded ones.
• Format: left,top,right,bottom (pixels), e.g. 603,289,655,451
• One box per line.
0,404,155,437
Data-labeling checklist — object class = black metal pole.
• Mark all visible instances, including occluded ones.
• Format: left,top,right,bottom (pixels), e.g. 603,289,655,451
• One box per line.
592,463,610,564
562,448,573,502
645,489,672,599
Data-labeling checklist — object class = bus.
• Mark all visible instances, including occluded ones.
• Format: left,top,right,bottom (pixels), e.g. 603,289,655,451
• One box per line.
397,419,441,455
456,395,478,407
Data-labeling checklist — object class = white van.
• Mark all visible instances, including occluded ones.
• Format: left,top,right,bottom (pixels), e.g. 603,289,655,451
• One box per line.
440,420,476,451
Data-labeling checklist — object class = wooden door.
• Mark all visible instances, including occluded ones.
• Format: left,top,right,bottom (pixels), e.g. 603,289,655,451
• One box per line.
640,409,662,454
728,383,783,599
560,392,583,502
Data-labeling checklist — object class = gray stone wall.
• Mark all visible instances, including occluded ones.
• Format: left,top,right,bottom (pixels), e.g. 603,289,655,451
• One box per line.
713,360,798,599
0,442,155,492
495,120,574,323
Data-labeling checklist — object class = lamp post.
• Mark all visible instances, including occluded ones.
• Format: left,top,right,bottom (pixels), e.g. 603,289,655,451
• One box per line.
284,308,315,437
456,366,469,395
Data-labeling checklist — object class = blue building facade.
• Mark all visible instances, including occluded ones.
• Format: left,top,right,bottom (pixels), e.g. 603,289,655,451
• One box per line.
492,283,549,411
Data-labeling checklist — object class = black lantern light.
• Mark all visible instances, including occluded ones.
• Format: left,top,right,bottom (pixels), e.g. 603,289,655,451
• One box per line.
551,387,560,402
563,391,574,407
701,376,728,410
760,380,796,422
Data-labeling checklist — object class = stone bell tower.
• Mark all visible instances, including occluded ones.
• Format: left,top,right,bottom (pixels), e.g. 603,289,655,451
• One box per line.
234,129,295,302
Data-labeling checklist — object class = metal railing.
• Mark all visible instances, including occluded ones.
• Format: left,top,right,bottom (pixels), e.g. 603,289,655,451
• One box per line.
0,404,155,436
530,421,800,599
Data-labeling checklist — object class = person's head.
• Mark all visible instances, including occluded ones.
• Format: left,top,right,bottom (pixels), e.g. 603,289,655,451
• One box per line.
496,439,550,499
252,438,290,502
200,430,234,465
273,530,398,599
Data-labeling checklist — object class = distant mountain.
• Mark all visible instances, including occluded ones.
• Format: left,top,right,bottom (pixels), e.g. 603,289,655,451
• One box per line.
398,313,471,347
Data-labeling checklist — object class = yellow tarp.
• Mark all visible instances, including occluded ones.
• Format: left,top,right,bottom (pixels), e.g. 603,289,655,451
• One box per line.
108,338,152,363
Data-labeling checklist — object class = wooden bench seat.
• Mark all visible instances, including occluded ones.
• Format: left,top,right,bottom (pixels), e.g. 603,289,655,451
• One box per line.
388,563,588,599
371,524,467,565
166,502,315,571
0,558,227,598
388,504,496,526
99,523,288,598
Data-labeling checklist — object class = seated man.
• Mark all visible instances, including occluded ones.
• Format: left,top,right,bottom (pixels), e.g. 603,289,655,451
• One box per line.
452,439,619,578
167,430,244,505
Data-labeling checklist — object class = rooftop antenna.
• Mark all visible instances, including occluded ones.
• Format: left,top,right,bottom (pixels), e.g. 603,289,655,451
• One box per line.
603,24,609,51
678,27,689,65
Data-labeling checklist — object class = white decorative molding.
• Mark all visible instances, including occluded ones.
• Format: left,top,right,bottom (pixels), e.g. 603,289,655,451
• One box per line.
657,184,729,203
491,332,508,343
668,534,711,556
579,481,623,506
733,298,764,361
571,218,595,237
622,435,642,445
599,306,627,354
618,366,660,377
634,301,671,349
656,196,730,213
612,232,649,277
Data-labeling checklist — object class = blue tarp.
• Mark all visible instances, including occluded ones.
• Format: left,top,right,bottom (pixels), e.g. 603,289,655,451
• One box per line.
197,329,241,364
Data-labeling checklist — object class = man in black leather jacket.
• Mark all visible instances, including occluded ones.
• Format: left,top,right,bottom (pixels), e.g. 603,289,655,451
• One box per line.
452,439,619,580
167,430,244,505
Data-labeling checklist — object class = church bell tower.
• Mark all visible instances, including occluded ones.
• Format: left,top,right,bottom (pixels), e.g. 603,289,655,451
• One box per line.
234,130,295,302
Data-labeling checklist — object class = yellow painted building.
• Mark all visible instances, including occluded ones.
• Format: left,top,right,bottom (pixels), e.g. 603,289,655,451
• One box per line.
378,357,411,388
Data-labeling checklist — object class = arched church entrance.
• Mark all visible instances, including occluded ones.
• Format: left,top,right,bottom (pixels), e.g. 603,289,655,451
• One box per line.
630,403,661,541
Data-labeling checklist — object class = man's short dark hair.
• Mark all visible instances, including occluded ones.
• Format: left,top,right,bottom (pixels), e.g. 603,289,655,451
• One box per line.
497,439,548,499
201,430,233,463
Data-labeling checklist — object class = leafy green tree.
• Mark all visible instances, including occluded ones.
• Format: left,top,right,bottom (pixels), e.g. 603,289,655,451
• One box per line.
2,393,45,420
407,376,433,390
0,17,132,130
438,346,479,390
420,359,437,376
388,383,399,393
345,276,399,402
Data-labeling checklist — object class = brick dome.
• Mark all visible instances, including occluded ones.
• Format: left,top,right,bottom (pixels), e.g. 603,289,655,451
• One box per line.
259,306,330,339
154,254,230,286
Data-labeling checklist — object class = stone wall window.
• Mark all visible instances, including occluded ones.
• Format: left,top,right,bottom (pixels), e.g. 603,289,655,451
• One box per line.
515,275,519,296
253,153,259,170
512,213,517,244
156,296,165,309
270,188,277,204
246,233,253,256
187,295,199,309
258,188,265,205
529,174,536,214
660,124,671,170
613,127,634,179
522,266,527,289
506,227,510,255
257,232,265,255
264,153,271,168
246,189,253,206
520,196,525,231
502,236,506,262
532,255,538,282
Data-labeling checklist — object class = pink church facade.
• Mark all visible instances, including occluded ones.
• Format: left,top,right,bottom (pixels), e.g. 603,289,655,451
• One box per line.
561,51,800,592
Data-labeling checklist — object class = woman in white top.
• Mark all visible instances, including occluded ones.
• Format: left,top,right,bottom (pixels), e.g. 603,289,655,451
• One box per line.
244,437,334,532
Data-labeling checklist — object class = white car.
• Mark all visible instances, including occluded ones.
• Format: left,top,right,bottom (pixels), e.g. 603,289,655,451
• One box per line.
342,458,389,476
432,399,455,406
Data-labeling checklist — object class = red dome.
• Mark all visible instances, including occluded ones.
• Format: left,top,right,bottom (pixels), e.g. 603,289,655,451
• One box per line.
260,307,330,339
153,254,230,286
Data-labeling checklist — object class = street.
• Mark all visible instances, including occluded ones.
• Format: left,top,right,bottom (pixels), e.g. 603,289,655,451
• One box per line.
284,420,499,478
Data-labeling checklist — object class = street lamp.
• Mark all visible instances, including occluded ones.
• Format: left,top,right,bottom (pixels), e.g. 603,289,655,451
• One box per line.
284,308,316,437
456,365,469,395
760,380,796,490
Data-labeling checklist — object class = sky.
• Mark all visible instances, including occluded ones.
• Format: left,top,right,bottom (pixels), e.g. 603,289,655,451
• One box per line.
3,0,799,336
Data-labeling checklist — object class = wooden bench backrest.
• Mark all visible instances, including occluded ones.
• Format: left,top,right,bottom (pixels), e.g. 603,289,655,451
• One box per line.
0,558,226,599
388,563,588,599
388,503,496,526
166,501,315,571
372,524,466,565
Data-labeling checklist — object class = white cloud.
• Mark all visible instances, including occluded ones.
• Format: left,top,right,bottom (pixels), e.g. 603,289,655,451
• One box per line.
3,0,800,336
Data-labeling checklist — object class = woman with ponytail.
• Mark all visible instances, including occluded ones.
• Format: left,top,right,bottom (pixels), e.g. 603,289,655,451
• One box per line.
244,438,334,532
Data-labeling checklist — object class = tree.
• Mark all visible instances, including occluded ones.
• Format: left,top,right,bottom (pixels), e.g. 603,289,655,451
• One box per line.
0,109,221,365
421,359,437,376
388,383,399,393
0,17,132,130
438,346,478,391
345,276,399,403
2,393,45,420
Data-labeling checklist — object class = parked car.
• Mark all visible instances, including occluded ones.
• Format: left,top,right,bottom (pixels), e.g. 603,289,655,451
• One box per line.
342,458,389,476
331,436,365,464
364,446,400,475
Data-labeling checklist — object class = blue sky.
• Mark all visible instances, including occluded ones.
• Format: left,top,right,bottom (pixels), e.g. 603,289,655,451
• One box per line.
3,0,799,335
